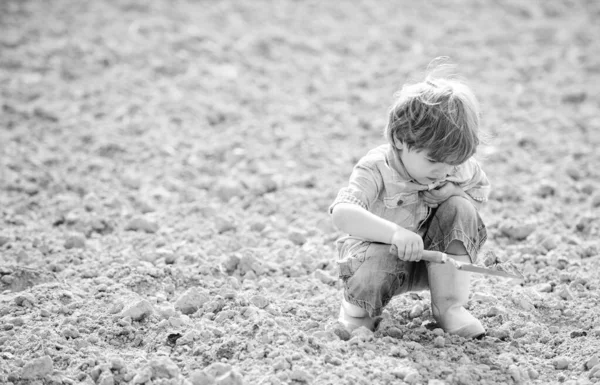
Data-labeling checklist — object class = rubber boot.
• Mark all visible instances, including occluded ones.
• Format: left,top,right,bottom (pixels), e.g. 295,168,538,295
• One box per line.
338,298,376,331
427,254,485,338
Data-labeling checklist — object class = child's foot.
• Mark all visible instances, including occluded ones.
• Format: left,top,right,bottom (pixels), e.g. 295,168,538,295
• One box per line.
442,307,486,338
338,300,376,331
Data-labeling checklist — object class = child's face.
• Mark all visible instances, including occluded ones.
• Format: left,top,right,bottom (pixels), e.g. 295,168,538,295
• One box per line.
397,141,454,186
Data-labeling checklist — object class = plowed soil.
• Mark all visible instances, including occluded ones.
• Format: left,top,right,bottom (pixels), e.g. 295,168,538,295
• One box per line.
1,1,599,384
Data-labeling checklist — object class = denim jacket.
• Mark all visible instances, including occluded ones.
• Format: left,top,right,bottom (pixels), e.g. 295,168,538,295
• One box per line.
329,144,491,236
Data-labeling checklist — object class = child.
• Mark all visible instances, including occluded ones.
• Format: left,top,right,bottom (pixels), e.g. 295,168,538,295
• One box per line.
329,65,490,338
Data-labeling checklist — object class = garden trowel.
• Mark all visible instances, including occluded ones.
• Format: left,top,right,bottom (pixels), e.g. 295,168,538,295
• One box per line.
389,245,523,280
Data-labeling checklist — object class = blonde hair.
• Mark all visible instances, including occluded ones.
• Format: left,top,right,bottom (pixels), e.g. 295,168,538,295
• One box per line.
384,60,481,165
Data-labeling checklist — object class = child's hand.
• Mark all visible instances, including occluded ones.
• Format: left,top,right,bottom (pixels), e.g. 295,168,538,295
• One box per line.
390,227,423,261
422,183,463,208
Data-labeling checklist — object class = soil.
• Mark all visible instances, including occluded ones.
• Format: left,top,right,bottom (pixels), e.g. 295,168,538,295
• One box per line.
1,1,600,384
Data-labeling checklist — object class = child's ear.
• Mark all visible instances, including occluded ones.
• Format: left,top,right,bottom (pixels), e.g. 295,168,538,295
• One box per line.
393,136,403,149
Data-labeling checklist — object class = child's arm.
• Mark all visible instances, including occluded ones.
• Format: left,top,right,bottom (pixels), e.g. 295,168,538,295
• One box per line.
422,183,484,210
332,202,424,261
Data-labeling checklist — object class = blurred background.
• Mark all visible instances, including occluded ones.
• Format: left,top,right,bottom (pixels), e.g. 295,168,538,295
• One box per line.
1,0,599,255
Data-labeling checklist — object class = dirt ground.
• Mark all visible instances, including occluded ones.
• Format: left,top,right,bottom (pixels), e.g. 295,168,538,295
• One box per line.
1,0,600,384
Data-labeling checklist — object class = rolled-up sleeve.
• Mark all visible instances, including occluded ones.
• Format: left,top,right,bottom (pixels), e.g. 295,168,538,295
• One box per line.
329,161,382,214
452,158,491,203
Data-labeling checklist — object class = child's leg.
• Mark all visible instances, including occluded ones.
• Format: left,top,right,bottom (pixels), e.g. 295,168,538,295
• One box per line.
338,242,417,331
423,195,487,338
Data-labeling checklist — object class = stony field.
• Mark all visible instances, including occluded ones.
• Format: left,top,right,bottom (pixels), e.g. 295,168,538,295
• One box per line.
1,0,599,384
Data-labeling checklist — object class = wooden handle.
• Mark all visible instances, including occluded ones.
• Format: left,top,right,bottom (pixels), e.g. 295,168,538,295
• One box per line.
389,245,448,263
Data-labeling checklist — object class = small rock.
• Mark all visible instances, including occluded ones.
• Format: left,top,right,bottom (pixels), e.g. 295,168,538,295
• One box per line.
132,366,153,384
570,330,587,338
507,364,521,383
174,288,210,315
250,295,269,309
110,357,125,371
512,295,535,311
527,367,539,379
98,372,115,385
586,356,599,370
150,356,180,379
472,292,497,303
288,229,307,245
62,325,80,338
125,217,159,233
499,221,536,240
428,380,446,385
189,370,215,385
289,369,313,383
404,371,420,384
121,300,154,321
215,370,244,385
433,336,445,347
392,367,412,379
333,325,351,341
390,347,409,357
215,215,236,234
486,306,507,317
591,193,600,208
214,179,245,202
535,283,553,293
65,234,86,249
553,357,570,370
314,269,337,285
222,254,240,273
205,363,232,378
409,304,424,318
155,249,176,264
0,235,11,247
557,285,574,300
14,293,36,307
540,236,558,251
21,356,53,379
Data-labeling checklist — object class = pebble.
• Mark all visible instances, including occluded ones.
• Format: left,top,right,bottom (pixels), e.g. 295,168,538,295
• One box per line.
585,356,599,370
150,356,180,379
215,215,236,234
0,235,10,247
557,285,574,301
433,336,445,347
214,179,245,202
289,369,313,383
174,288,210,315
132,366,153,384
512,295,535,311
98,372,115,385
553,356,570,370
189,370,215,385
125,218,159,233
205,363,232,378
314,269,337,285
121,299,154,321
14,293,35,307
62,325,80,338
499,221,536,240
288,229,307,245
215,370,244,385
527,367,539,379
250,295,269,309
535,283,553,293
64,235,86,249
472,292,497,303
21,355,53,379
409,304,424,318
486,306,507,317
